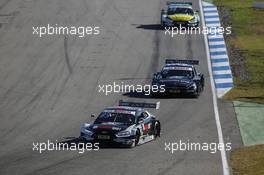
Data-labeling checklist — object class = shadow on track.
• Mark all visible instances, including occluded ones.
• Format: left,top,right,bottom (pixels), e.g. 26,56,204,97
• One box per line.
59,137,131,149
122,91,196,99
134,24,164,30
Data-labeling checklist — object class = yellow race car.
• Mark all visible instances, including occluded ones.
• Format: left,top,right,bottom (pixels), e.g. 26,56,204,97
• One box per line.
161,2,200,27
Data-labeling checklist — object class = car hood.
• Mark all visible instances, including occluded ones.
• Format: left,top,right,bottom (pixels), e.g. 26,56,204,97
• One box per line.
168,14,194,22
92,122,133,133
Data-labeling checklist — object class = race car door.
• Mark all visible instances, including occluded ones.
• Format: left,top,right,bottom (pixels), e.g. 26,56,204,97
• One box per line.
139,112,152,135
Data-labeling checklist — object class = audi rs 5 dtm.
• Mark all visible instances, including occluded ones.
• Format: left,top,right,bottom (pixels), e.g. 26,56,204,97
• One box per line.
80,100,161,148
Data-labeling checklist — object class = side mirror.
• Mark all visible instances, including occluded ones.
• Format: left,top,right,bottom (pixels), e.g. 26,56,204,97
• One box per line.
91,114,95,118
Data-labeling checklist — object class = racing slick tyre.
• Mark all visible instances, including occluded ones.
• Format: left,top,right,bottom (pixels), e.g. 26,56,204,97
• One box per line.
154,122,161,138
193,86,202,98
129,130,140,148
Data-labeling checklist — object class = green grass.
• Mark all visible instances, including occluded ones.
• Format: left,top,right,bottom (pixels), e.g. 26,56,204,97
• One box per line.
231,144,264,175
214,0,264,103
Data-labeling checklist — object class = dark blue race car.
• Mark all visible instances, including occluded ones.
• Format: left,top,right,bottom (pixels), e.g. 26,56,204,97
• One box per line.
152,59,204,97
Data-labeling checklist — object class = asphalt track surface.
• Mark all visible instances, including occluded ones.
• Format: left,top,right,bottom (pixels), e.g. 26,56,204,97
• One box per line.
0,0,241,175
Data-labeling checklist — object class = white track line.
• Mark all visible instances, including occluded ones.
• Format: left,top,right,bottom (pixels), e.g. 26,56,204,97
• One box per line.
199,1,230,175
208,35,224,39
206,23,221,27
217,88,232,95
204,8,217,11
215,78,233,84
210,48,226,52
204,12,219,16
209,41,225,45
205,18,220,21
211,54,228,59
213,69,232,75
212,62,230,67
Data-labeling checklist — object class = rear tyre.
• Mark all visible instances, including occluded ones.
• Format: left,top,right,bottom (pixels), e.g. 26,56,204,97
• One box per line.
135,131,140,145
154,122,161,138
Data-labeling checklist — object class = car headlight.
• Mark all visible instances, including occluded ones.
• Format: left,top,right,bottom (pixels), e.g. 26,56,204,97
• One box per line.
81,125,93,136
165,17,173,22
189,17,197,23
189,83,197,90
86,129,93,135
116,131,131,137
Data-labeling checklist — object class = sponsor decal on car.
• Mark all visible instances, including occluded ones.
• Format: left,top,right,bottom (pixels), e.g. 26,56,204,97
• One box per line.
97,125,113,129
143,123,151,130
163,66,192,71
103,109,136,115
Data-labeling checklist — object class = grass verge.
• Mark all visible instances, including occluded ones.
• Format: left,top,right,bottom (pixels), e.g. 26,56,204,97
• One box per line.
213,1,264,174
214,0,264,103
231,144,264,175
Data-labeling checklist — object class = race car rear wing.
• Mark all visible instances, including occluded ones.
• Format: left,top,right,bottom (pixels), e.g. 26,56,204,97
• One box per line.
165,59,199,65
119,100,160,109
166,2,192,6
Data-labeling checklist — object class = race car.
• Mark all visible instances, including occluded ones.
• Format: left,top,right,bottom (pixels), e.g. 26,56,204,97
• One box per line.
80,100,161,148
161,2,200,27
152,59,204,97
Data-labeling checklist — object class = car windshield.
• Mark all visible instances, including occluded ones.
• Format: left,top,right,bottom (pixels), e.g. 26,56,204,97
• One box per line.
94,112,136,124
168,7,194,15
162,69,193,78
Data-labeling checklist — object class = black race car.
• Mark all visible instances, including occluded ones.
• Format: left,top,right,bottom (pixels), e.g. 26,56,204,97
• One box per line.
152,59,204,97
80,100,161,148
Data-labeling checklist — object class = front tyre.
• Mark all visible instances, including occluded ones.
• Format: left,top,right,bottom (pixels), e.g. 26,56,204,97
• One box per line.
193,85,202,98
129,131,140,148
